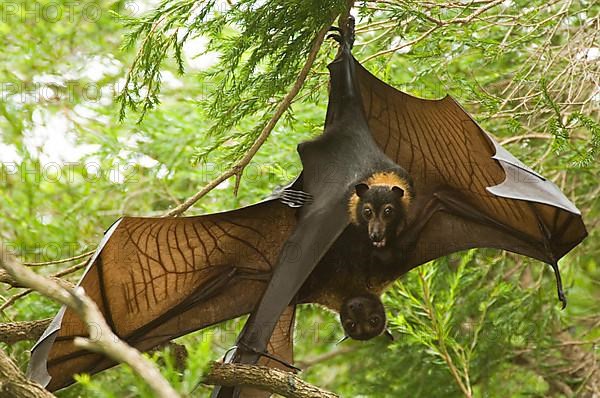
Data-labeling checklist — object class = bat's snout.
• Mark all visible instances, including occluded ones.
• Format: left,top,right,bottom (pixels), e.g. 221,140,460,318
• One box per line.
370,232,386,248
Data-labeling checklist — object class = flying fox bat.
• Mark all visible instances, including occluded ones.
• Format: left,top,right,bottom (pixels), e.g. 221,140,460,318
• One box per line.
213,17,587,397
29,16,586,396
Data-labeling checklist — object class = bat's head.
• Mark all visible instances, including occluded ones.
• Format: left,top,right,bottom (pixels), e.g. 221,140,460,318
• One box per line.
340,293,386,340
349,171,412,249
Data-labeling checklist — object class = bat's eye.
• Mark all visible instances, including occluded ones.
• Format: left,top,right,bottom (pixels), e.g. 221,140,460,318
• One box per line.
383,206,394,218
362,208,373,220
369,316,380,326
346,321,356,331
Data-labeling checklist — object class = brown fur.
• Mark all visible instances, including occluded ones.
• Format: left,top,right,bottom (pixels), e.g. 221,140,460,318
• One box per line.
348,172,412,225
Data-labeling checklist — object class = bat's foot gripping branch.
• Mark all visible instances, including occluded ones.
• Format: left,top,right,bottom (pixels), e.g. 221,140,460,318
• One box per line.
236,341,301,372
209,344,300,398
327,15,355,51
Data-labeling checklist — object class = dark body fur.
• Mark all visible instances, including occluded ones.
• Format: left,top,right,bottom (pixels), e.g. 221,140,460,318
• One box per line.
297,168,414,339
297,221,409,311
298,167,413,302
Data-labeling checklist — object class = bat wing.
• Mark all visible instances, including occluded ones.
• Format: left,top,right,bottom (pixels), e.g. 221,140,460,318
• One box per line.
27,199,297,391
354,59,587,294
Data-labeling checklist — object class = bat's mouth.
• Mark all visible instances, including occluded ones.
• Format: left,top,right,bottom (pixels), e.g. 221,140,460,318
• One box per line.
372,238,386,248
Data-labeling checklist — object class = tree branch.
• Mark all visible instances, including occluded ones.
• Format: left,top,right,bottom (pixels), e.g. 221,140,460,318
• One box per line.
204,362,339,398
22,251,94,267
0,261,84,310
0,349,55,398
0,270,76,290
0,247,180,398
164,15,337,217
0,319,51,345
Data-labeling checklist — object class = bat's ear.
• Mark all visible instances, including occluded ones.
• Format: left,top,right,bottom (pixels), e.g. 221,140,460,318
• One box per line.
391,186,404,197
355,183,369,197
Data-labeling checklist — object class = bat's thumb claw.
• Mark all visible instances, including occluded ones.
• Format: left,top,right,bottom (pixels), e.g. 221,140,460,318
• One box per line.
559,293,567,310
326,33,342,44
222,345,239,362
279,188,313,208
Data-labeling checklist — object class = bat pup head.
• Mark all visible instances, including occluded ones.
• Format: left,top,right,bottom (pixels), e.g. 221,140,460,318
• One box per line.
349,171,412,248
340,293,386,341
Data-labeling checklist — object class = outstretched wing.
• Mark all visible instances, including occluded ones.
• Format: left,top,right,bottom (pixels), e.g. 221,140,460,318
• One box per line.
355,59,587,273
28,200,297,391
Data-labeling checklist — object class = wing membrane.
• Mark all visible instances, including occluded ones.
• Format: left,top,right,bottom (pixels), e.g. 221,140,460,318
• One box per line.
29,200,297,391
355,60,587,267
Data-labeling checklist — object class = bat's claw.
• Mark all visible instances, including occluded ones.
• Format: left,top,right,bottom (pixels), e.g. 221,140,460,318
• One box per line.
237,341,301,372
327,33,343,44
279,188,313,208
559,291,567,310
549,262,567,309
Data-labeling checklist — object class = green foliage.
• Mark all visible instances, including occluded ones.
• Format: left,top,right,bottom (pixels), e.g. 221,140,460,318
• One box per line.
0,0,598,397
68,335,213,398
118,0,346,161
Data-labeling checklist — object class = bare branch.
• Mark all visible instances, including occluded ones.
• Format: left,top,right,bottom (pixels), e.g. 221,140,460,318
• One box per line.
0,349,55,398
0,267,78,311
0,271,76,290
0,319,51,344
0,247,180,398
204,362,339,398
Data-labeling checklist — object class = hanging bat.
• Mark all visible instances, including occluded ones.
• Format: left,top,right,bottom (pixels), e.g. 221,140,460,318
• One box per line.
28,15,587,396
25,181,389,392
213,17,587,397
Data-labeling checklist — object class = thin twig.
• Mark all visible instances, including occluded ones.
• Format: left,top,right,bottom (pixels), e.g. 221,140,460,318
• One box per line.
22,250,94,267
0,290,32,313
52,260,88,278
499,133,552,145
361,25,440,64
164,17,338,217
0,318,51,344
295,346,356,370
